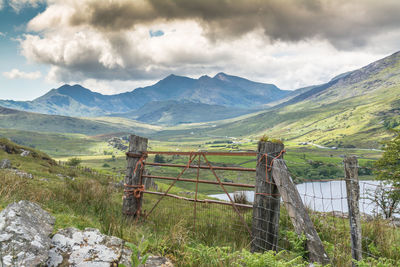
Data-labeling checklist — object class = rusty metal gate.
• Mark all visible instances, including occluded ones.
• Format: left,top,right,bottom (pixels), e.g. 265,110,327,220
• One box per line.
124,143,257,243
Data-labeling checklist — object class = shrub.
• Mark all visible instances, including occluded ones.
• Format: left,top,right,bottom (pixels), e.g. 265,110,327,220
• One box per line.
233,191,249,205
154,154,166,163
66,157,82,167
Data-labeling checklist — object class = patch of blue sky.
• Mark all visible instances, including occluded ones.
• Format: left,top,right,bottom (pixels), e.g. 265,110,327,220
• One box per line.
0,3,54,100
149,29,164,38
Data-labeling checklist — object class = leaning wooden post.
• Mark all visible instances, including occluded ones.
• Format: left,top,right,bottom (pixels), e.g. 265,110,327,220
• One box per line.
251,141,283,252
272,159,330,265
344,156,362,264
122,135,148,218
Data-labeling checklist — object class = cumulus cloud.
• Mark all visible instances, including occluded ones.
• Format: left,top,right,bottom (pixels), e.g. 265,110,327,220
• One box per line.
3,68,42,80
46,0,400,49
17,0,400,91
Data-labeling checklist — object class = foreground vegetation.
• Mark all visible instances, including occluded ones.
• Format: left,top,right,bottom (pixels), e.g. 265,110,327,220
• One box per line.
0,138,399,266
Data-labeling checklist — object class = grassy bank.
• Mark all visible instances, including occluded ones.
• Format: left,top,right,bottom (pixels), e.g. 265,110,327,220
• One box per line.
1,139,398,266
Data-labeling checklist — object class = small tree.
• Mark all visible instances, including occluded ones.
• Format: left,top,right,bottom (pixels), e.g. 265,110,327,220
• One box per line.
374,131,400,217
154,154,166,163
367,184,400,219
67,157,82,167
375,131,400,186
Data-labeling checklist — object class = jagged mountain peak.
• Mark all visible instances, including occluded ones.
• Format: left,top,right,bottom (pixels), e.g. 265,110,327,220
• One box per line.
0,72,288,118
214,72,231,81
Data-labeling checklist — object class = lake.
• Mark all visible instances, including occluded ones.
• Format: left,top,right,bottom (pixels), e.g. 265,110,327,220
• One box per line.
209,180,396,217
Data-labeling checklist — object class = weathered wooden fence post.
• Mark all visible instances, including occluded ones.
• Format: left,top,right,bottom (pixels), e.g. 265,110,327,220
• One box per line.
251,141,284,252
122,135,148,218
344,156,362,264
272,159,330,265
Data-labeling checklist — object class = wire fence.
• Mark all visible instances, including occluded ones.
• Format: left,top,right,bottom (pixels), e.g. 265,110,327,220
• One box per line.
58,160,123,183
248,160,400,266
141,194,253,247
124,145,400,266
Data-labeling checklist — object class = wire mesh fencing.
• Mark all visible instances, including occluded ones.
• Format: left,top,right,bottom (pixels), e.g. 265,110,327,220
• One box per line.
123,136,400,266
250,158,400,266
297,178,400,265
141,194,253,247
134,151,256,249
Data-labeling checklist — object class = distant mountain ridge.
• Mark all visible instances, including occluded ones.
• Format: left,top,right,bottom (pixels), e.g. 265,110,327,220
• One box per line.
1,51,400,148
172,51,400,148
110,100,257,125
0,73,290,120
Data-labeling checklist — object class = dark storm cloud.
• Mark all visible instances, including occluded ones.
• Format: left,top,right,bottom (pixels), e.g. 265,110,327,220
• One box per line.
67,0,400,49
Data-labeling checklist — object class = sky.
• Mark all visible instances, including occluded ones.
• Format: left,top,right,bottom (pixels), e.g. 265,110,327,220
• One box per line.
1,0,400,101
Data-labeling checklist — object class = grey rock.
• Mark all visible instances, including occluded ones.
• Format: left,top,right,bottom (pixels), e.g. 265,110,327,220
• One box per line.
56,174,74,181
66,176,75,181
20,150,30,157
0,200,55,267
145,256,174,267
9,169,34,179
0,159,11,169
108,137,128,151
47,227,132,267
0,202,173,267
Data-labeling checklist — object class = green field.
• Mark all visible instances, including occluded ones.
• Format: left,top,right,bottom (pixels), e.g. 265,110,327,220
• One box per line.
46,137,381,195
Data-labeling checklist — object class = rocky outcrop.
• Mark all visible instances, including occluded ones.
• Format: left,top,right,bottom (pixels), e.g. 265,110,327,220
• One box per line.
146,256,174,267
47,227,132,267
9,169,34,179
0,159,11,169
20,150,30,157
0,200,55,266
108,137,128,151
0,201,173,267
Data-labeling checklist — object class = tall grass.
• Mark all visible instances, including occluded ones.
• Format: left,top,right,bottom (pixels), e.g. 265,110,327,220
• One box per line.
0,168,399,266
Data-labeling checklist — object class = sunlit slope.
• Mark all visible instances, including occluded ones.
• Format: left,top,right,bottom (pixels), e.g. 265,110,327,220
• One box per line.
153,52,400,148
0,106,157,136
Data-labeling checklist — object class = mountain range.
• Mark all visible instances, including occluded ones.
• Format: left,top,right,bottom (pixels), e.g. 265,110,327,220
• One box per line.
163,51,400,148
0,73,290,124
1,51,400,147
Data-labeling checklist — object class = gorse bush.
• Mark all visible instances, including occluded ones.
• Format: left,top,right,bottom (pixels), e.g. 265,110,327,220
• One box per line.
66,157,82,167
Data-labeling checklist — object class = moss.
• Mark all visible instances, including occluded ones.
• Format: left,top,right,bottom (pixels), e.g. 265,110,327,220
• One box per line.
259,135,283,144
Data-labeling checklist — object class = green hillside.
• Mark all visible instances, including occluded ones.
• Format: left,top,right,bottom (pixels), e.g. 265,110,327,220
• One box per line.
152,52,400,148
0,106,157,136
1,52,400,149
